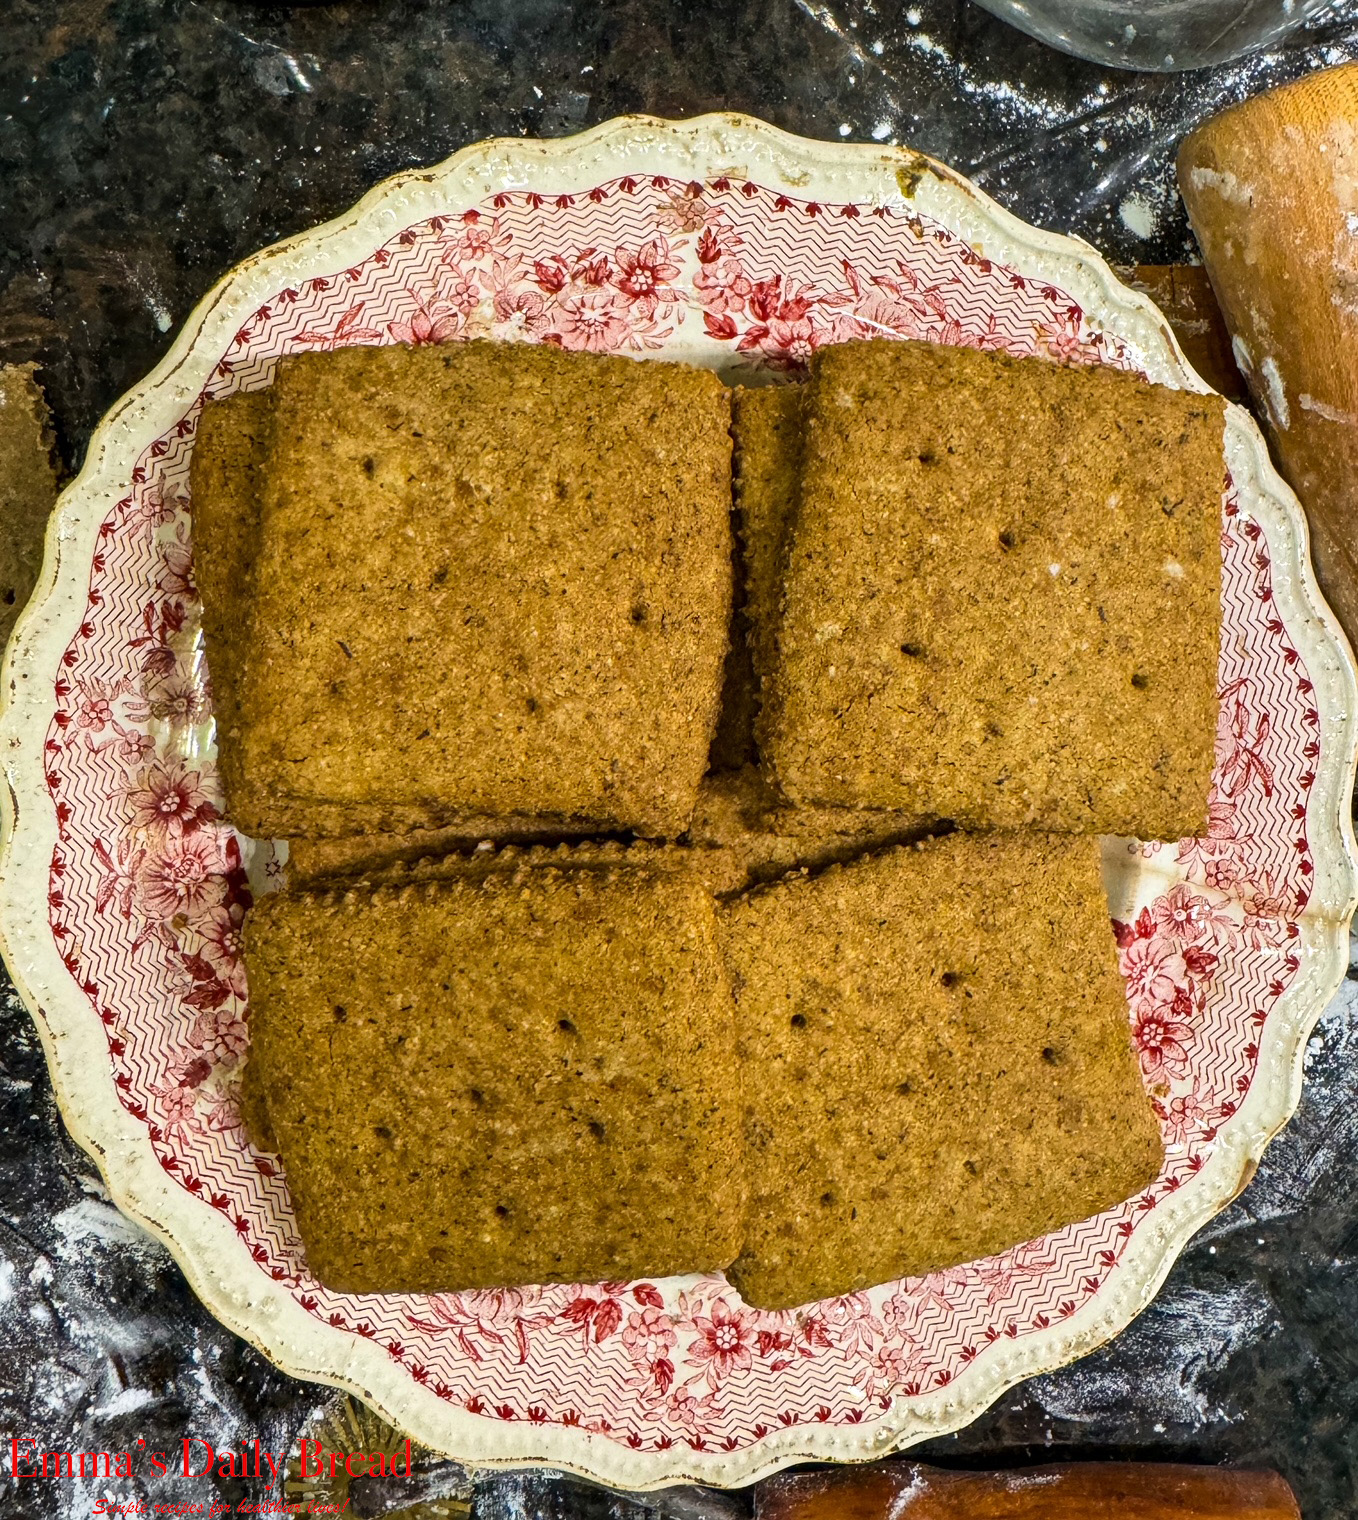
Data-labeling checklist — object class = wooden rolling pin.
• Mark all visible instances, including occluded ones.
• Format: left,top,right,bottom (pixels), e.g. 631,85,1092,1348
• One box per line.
1179,63,1358,648
755,1462,1300,1520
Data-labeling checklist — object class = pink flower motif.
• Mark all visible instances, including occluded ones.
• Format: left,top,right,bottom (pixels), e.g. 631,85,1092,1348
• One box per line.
492,286,549,335
1120,937,1188,1016
75,678,118,732
457,226,493,259
550,287,632,353
127,759,218,840
658,1383,724,1434
1242,873,1295,948
150,1079,200,1140
197,902,248,998
198,1083,247,1135
1037,324,1089,364
655,191,716,234
843,289,928,342
686,1298,754,1384
1161,1091,1208,1144
157,538,195,599
623,1305,678,1364
1133,1010,1192,1079
613,238,680,317
444,270,481,315
1176,799,1241,881
755,315,820,371
135,832,228,923
813,1292,883,1358
1151,884,1231,948
143,669,207,728
190,1006,249,1066
92,719,157,767
388,289,463,346
450,218,509,263
864,1329,930,1398
126,482,185,529
622,1306,678,1399
693,255,753,315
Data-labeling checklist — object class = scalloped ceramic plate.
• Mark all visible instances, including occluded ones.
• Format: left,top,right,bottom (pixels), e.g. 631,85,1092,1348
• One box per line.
2,114,1356,1488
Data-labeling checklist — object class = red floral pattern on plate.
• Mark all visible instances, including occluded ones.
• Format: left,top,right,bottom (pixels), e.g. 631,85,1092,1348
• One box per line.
42,175,1314,1452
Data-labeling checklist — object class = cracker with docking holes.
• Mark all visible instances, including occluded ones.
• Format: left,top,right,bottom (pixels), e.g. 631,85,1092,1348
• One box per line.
242,861,746,1292
719,832,1162,1310
207,340,732,839
762,339,1224,838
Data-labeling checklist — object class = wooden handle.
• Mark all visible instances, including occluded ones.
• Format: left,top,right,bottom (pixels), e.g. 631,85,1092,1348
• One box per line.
1178,62,1358,647
755,1462,1301,1520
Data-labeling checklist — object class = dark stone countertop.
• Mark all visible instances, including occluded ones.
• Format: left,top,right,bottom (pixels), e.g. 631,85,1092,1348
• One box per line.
5,3,1358,1517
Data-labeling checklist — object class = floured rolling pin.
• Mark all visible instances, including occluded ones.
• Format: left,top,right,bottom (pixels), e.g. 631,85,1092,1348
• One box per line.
755,1462,1300,1519
1179,62,1358,648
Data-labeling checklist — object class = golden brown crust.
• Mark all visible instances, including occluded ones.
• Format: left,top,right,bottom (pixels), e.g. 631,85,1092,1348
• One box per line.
284,817,613,887
189,389,274,813
242,864,746,1293
733,382,805,727
764,339,1224,837
227,341,731,839
0,363,59,652
685,768,937,896
720,832,1163,1310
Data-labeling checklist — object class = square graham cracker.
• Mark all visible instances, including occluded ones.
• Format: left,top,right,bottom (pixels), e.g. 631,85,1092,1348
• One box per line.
719,832,1163,1309
206,340,733,838
763,339,1224,838
242,863,746,1292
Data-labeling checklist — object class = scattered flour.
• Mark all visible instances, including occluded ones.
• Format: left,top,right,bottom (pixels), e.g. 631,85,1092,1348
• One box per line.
1260,355,1291,428
1119,195,1157,239
1187,165,1254,206
1300,391,1358,424
51,1197,156,1260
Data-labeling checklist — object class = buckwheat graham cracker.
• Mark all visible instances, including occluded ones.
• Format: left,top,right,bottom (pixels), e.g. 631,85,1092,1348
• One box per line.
719,832,1162,1309
733,382,805,729
207,341,733,839
763,339,1224,838
242,863,746,1292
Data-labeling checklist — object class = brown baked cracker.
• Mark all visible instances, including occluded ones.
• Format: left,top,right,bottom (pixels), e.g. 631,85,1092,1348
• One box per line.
0,364,59,654
190,393,603,845
284,816,618,888
189,388,274,811
720,832,1163,1310
685,767,936,897
764,339,1224,838
228,340,732,840
733,382,805,734
242,863,746,1292
732,379,934,838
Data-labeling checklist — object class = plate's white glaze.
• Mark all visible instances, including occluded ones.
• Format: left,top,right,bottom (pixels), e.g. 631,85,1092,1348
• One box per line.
1,114,1355,1488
